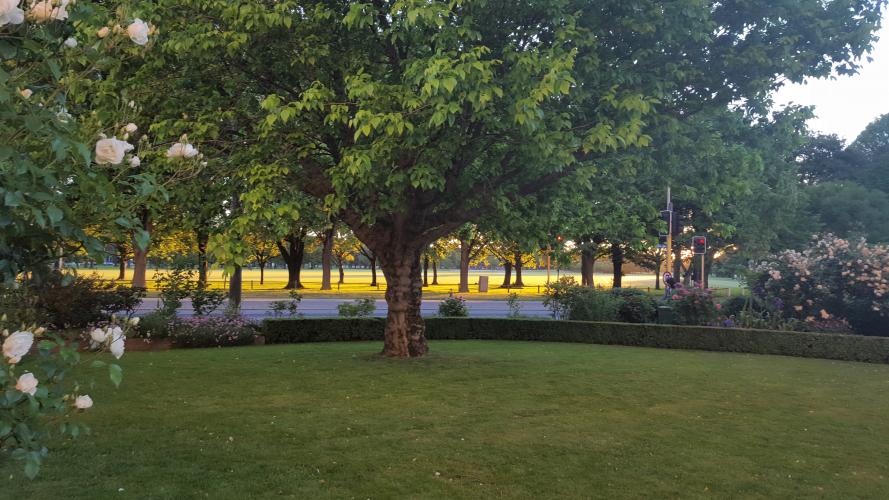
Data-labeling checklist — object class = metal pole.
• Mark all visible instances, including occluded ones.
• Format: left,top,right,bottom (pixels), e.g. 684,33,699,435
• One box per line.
665,187,672,277
546,246,551,284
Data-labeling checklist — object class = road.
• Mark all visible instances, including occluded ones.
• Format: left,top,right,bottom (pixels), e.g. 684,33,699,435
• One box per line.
136,298,552,319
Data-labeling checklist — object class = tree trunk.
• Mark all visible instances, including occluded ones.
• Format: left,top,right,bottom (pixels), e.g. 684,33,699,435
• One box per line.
337,259,345,284
260,262,266,285
117,245,127,280
378,246,427,357
458,240,471,293
581,249,595,288
229,265,242,309
278,232,306,289
369,256,378,287
423,254,430,287
611,242,624,289
196,229,209,286
432,261,438,285
500,261,513,288
513,251,525,288
321,227,334,290
131,212,152,289
654,263,661,290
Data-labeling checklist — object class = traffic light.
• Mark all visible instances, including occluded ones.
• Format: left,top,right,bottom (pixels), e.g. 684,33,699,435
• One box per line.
660,210,672,228
693,236,707,255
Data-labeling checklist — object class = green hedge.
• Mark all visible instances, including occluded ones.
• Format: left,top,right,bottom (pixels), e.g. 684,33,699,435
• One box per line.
262,317,889,364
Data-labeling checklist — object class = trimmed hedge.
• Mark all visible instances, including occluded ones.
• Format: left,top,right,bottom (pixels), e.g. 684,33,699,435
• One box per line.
263,317,889,364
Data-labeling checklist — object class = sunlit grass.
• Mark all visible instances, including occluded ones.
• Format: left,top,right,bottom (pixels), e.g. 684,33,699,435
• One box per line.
74,267,743,299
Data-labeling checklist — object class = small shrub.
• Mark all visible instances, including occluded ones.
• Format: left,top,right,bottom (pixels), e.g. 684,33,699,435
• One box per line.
169,316,256,348
190,281,226,316
439,295,469,317
610,288,657,323
133,310,175,339
670,288,719,326
155,266,194,315
567,289,621,322
270,290,303,318
506,293,523,318
337,298,376,318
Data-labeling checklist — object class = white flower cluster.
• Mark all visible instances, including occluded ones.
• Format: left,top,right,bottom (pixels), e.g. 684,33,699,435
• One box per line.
166,134,200,159
89,322,128,359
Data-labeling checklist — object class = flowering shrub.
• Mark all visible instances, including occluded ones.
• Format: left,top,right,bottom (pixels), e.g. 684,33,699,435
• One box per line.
1,315,132,478
439,295,469,317
670,288,720,326
750,234,889,335
169,316,256,348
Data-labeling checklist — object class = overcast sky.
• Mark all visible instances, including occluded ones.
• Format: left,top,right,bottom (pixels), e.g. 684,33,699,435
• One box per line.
772,25,889,144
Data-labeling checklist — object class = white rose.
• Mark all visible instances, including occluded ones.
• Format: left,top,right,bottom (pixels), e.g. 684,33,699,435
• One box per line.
0,0,24,27
127,18,150,46
3,331,33,364
15,372,38,396
166,142,199,159
63,37,77,48
129,156,141,168
97,26,110,38
95,137,134,165
74,395,93,409
29,0,68,22
110,335,125,359
89,327,108,343
129,317,140,326
18,88,32,99
124,123,138,133
128,100,135,108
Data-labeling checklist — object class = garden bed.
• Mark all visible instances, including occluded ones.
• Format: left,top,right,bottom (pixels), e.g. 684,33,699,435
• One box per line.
263,317,889,364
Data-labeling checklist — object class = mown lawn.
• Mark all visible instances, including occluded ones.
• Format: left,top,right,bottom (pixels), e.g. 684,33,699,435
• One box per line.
5,341,889,499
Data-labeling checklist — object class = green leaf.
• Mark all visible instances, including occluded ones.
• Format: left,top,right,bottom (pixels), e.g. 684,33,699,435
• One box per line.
109,364,123,387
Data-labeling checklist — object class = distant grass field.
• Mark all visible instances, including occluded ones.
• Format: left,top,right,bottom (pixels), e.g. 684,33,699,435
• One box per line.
75,266,742,299
5,341,889,498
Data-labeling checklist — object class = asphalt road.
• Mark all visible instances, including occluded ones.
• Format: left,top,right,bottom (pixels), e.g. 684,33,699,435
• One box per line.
136,298,552,319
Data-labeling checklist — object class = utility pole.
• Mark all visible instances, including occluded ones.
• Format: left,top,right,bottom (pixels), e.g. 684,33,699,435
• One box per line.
665,187,673,278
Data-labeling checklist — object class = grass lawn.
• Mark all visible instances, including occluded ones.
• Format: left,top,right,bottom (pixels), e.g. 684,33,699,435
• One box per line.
7,341,887,499
74,266,744,299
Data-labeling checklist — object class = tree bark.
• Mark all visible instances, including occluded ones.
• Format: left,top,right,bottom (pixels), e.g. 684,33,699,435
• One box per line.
320,227,334,290
117,245,127,280
260,262,266,285
131,211,152,289
337,259,345,284
369,256,378,287
277,231,306,289
196,228,209,286
611,242,624,289
423,254,430,287
500,261,512,288
513,251,525,288
432,260,438,285
229,265,242,308
580,248,595,288
458,240,471,293
377,245,427,357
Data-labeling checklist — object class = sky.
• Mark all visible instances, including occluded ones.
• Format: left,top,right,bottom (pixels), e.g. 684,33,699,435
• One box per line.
772,25,889,144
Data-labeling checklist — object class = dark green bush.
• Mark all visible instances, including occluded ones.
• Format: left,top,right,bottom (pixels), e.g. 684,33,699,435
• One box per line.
610,288,657,323
9,272,145,329
262,318,889,364
134,310,175,339
438,295,468,317
567,289,621,322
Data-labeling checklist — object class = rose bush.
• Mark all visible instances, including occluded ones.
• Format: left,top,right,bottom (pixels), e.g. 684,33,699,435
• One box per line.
749,234,889,335
1,315,134,478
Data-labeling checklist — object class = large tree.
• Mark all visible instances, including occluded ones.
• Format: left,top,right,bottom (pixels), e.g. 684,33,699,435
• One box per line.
154,0,885,357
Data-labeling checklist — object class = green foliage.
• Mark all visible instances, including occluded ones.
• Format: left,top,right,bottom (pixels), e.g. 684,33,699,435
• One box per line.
155,265,225,316
543,277,624,322
169,316,256,348
610,289,657,324
337,298,376,318
438,295,469,317
133,310,174,339
261,318,889,364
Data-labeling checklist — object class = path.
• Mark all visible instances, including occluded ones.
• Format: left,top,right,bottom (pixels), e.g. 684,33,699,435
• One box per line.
136,298,552,319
